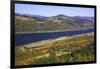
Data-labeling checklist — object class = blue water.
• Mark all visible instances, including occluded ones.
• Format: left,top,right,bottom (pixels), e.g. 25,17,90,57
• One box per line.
15,29,94,46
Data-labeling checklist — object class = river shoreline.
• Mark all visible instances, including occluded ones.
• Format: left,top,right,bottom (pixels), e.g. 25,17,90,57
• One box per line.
15,28,94,34
16,32,94,48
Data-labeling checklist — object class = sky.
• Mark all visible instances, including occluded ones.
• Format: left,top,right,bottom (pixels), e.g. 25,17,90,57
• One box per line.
15,3,94,17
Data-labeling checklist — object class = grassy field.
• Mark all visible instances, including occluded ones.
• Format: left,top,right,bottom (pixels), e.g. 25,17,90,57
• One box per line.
15,34,95,66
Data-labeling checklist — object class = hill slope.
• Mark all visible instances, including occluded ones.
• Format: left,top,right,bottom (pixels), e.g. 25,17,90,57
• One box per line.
15,13,94,33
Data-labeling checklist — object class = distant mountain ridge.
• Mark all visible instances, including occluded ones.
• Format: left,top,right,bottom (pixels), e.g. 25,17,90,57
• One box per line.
15,13,94,22
74,16,94,23
15,13,48,21
15,13,94,33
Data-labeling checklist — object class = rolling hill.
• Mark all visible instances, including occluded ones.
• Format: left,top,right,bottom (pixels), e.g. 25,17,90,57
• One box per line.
15,13,94,33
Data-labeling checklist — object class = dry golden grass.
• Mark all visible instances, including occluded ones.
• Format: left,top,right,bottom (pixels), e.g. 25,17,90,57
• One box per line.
15,34,95,66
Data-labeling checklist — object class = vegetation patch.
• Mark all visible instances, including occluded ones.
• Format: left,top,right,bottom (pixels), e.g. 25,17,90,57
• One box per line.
15,35,95,66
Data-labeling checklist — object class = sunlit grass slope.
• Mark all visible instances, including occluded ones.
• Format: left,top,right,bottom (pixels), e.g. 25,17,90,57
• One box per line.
15,34,95,66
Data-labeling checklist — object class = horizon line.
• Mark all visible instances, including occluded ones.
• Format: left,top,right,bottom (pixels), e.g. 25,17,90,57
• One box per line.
15,13,94,17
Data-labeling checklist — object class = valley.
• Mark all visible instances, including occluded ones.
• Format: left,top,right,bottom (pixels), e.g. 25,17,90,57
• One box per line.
15,13,95,66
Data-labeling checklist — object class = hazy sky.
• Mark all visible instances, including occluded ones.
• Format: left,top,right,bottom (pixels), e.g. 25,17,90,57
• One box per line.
15,3,94,17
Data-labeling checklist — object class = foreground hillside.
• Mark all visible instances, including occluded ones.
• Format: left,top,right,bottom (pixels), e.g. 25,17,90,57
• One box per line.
15,14,94,33
15,33,95,66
